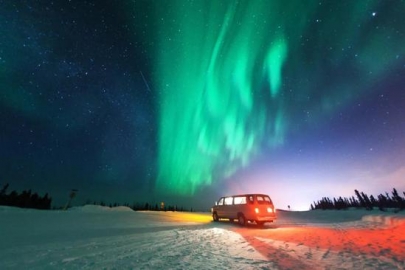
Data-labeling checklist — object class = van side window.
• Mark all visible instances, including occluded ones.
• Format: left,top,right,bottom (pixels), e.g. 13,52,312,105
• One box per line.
218,198,224,206
248,196,254,204
234,196,246,205
257,196,264,204
224,197,233,205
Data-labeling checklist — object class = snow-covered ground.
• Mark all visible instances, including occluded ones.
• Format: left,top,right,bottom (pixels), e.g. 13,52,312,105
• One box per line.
1,205,405,269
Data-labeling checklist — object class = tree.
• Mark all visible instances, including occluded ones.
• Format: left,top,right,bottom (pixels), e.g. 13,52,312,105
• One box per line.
360,192,373,210
355,190,366,208
64,189,78,210
369,195,377,207
0,183,9,196
0,183,9,205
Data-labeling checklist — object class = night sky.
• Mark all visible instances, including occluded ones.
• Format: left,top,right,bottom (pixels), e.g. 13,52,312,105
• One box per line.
1,0,405,210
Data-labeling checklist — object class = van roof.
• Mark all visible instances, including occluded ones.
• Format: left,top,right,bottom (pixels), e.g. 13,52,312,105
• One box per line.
222,194,270,197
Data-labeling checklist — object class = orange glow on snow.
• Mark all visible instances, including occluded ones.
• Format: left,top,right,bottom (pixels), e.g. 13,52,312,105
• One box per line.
232,222,405,269
139,211,212,223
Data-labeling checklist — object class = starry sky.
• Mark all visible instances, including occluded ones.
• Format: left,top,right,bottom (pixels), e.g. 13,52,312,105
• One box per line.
1,0,405,210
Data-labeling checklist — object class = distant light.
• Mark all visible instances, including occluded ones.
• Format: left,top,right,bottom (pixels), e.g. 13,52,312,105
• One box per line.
372,12,376,17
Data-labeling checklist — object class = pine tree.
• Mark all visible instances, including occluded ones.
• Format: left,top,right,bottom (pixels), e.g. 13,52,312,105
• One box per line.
392,188,405,210
355,190,366,208
0,183,9,196
369,195,377,208
360,192,373,210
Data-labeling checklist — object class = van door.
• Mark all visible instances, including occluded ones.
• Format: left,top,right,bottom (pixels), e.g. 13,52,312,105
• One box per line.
216,197,225,217
223,196,234,219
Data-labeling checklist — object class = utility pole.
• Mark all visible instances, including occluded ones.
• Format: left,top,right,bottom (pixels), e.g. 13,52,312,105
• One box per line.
64,189,78,210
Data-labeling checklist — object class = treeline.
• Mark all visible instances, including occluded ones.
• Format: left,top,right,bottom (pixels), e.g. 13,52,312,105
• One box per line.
132,202,191,212
87,200,193,212
311,188,405,212
0,183,52,210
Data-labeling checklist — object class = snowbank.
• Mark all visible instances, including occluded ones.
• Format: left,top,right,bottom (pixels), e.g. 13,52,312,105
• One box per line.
362,214,405,226
68,204,134,212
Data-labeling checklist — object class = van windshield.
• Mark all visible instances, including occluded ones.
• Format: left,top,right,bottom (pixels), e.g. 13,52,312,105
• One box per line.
256,195,272,205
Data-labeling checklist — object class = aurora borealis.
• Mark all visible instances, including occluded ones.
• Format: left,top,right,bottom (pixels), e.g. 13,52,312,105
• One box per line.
1,1,405,210
154,1,291,195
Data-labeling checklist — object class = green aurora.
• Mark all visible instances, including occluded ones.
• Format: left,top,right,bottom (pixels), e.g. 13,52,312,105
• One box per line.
152,0,405,196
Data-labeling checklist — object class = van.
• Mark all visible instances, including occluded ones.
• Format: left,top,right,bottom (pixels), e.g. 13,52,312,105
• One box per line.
211,194,276,226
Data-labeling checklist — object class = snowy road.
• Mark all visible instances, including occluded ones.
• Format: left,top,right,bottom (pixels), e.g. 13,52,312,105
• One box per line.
1,206,404,269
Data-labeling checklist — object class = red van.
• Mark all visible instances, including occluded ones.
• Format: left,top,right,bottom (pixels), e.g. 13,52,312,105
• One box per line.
211,194,276,226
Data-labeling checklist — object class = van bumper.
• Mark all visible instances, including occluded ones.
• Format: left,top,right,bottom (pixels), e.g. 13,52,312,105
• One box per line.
256,215,276,222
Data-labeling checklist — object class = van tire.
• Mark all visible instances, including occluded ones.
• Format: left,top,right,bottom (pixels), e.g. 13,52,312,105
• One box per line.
213,212,219,222
238,214,246,226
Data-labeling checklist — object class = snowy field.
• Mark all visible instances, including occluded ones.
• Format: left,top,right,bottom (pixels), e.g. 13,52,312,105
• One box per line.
1,205,405,269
